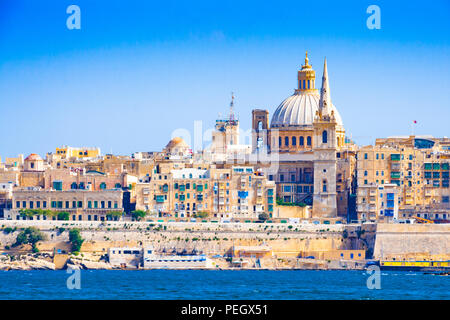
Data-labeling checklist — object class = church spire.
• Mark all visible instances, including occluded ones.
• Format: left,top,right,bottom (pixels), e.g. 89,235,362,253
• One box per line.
319,57,331,115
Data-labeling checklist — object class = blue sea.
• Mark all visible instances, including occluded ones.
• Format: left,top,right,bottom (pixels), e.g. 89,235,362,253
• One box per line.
0,270,448,300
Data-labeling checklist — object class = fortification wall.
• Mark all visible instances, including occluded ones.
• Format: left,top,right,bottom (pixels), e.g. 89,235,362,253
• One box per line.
0,220,352,259
373,223,450,260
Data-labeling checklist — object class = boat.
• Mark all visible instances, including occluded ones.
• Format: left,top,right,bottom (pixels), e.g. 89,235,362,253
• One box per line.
379,260,450,272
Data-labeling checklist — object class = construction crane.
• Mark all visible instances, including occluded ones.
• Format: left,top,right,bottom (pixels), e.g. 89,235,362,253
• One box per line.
413,216,434,224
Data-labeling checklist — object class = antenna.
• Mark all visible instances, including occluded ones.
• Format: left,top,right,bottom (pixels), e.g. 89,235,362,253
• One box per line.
229,92,235,121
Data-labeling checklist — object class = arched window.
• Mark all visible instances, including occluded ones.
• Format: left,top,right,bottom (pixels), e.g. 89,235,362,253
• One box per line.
70,182,77,190
278,137,282,147
307,136,312,146
322,130,328,144
308,80,310,89
257,121,263,131
115,183,121,189
257,137,263,149
79,182,85,189
100,182,107,190
292,136,296,146
284,137,289,147
323,180,327,193
300,136,304,146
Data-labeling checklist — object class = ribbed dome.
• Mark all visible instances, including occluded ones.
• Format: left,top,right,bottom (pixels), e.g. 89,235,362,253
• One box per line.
270,91,343,128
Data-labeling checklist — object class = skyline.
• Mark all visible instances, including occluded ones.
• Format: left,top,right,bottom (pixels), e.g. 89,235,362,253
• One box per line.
1,0,449,158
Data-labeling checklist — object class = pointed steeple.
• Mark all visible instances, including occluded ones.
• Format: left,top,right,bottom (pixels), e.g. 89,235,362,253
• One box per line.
319,57,331,116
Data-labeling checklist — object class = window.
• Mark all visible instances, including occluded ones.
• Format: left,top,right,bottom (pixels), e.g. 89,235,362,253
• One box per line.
100,182,107,190
307,136,312,146
292,136,296,146
285,137,289,147
364,153,368,160
300,136,304,146
322,180,327,192
322,130,327,144
278,137,282,147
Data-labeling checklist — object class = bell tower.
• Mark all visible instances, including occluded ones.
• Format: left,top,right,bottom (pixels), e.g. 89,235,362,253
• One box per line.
312,58,338,218
252,109,269,153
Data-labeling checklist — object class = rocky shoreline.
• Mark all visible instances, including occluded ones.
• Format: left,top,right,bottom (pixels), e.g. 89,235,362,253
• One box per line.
0,253,366,271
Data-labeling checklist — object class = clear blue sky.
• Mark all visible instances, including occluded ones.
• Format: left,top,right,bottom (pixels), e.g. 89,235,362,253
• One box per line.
0,0,449,158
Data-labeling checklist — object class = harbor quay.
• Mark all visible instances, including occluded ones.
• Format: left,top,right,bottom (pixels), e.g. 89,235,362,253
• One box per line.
0,219,448,271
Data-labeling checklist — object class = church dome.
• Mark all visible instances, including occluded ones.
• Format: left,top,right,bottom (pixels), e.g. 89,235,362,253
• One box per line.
270,52,343,128
165,137,189,150
25,153,43,161
270,91,343,128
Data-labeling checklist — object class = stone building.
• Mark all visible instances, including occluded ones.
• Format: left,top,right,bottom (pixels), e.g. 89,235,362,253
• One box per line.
250,53,355,220
356,136,450,221
6,188,126,221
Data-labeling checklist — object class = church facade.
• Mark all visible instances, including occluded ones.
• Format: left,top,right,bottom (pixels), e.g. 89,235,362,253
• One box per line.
251,53,357,219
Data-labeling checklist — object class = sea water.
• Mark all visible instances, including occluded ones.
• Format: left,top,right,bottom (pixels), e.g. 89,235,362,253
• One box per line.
0,270,448,300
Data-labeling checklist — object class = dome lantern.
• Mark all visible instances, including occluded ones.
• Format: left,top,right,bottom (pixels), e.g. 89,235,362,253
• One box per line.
296,51,316,93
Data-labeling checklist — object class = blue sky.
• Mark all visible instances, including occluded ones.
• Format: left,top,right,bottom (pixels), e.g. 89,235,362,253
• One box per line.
0,0,449,157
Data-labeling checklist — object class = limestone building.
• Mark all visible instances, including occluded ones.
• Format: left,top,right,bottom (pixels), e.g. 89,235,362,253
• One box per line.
251,53,355,220
356,136,450,221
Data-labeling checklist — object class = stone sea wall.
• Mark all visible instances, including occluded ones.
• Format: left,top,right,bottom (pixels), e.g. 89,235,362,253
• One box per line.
373,223,450,260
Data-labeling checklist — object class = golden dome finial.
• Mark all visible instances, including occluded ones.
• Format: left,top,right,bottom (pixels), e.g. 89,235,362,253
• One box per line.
305,51,309,66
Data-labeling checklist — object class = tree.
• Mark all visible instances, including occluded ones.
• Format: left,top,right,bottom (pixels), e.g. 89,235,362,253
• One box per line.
106,211,123,220
258,212,269,221
13,227,46,252
69,228,84,253
57,211,70,221
194,211,209,219
131,210,147,221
